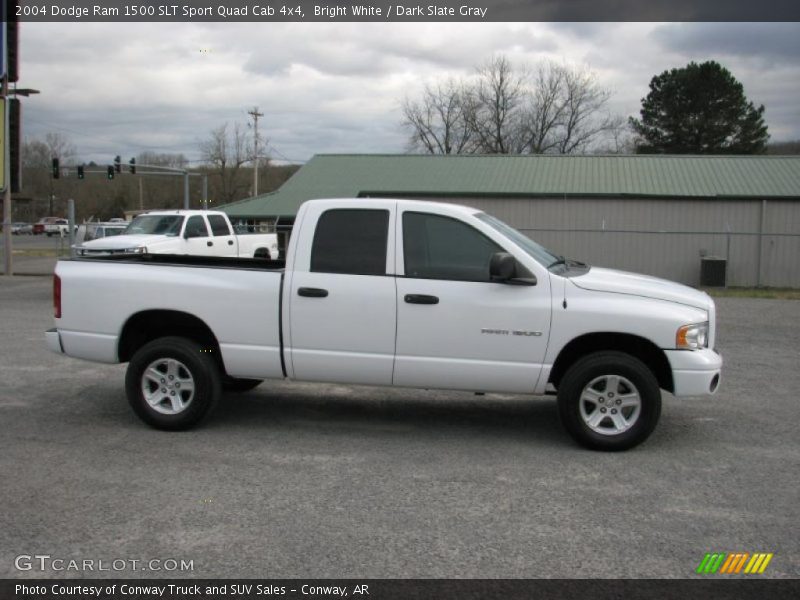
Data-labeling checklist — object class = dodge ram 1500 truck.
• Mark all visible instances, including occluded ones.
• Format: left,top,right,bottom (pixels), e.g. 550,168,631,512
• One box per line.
46,198,722,450
76,210,278,259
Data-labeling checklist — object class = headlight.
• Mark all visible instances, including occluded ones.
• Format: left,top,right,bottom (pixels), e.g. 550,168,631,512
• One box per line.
676,322,709,350
123,246,147,254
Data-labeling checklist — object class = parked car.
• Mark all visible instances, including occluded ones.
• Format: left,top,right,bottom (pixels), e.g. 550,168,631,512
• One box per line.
11,222,31,234
76,210,278,259
47,198,722,450
74,222,128,246
32,217,68,236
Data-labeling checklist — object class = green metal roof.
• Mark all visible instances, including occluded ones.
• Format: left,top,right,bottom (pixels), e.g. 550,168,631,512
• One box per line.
222,154,800,218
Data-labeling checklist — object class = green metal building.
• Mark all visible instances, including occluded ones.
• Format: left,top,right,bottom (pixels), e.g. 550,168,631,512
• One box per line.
222,154,800,287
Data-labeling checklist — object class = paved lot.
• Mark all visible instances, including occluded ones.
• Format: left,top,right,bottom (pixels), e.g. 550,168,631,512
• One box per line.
0,275,798,579
1,233,66,275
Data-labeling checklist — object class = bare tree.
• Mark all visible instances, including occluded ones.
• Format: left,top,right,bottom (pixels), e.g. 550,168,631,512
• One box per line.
199,122,252,204
555,65,616,154
136,151,188,169
402,56,622,156
22,133,78,213
22,133,77,169
402,79,475,154
519,63,568,154
465,55,527,154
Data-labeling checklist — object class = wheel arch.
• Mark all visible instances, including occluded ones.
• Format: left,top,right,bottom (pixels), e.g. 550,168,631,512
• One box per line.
549,332,673,393
118,310,224,371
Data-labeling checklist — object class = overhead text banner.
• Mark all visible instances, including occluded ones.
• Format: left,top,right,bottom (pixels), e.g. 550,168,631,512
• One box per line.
11,0,800,22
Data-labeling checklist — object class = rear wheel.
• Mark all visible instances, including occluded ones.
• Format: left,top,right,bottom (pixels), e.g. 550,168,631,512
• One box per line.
557,351,661,451
125,336,221,430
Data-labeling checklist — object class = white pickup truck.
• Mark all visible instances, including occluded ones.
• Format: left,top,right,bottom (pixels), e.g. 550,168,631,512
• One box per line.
76,210,278,259
46,198,722,450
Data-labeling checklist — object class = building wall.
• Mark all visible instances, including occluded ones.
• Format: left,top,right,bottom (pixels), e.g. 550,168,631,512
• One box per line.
395,196,800,287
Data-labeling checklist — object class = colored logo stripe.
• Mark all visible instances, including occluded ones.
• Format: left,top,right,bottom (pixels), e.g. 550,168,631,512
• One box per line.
697,552,774,574
744,553,774,574
697,553,726,574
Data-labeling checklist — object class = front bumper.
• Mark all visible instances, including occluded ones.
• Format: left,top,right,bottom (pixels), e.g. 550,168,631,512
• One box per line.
45,328,64,354
665,348,722,397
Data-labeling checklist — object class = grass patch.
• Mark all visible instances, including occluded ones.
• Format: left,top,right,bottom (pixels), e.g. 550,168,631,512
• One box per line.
702,287,800,300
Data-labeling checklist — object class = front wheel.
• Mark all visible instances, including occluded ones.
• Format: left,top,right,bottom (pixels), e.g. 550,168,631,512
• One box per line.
125,336,221,430
557,351,661,451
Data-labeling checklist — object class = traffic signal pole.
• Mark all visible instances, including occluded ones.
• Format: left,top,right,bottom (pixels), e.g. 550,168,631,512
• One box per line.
2,73,11,275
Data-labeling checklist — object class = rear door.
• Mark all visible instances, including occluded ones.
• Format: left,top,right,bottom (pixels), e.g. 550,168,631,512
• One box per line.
207,214,238,257
393,209,551,394
286,202,397,385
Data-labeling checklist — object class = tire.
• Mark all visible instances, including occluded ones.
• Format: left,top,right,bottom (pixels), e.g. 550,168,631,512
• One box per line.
222,376,263,392
125,336,221,430
557,351,661,451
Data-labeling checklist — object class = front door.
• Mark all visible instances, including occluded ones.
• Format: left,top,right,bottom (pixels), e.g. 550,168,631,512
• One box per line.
393,210,551,394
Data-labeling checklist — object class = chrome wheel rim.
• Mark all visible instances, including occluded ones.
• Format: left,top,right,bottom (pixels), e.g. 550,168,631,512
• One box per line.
140,358,195,415
578,374,641,436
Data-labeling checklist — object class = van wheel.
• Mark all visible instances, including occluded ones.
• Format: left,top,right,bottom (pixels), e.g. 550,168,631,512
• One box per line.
557,351,661,451
222,376,263,392
125,336,221,430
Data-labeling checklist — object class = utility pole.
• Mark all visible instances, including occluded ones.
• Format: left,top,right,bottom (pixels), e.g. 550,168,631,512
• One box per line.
248,106,263,197
2,73,10,275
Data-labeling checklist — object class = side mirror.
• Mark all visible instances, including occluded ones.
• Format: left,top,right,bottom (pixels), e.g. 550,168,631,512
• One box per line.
490,252,537,286
490,252,517,282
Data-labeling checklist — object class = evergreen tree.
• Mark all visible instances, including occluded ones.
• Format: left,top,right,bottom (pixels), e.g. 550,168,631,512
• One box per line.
630,61,769,154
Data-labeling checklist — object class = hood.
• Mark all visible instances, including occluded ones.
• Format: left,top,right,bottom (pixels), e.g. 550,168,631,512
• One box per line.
570,267,711,310
79,234,173,250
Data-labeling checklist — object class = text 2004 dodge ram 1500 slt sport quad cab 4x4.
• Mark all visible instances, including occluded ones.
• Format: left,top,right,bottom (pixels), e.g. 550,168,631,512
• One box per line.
46,198,722,450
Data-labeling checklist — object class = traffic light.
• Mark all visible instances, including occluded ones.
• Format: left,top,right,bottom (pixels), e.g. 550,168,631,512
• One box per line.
77,165,85,180
114,155,121,173
129,157,136,174
107,165,115,180
52,158,60,179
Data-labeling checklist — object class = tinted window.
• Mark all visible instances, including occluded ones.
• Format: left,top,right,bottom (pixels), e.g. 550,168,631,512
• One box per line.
208,215,232,236
311,209,389,276
403,212,502,282
184,216,209,238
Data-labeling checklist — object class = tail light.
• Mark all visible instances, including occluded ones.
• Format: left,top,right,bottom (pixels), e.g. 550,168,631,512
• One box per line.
54,274,62,318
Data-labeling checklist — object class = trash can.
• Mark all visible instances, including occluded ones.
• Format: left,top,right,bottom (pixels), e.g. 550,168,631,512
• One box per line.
700,257,727,287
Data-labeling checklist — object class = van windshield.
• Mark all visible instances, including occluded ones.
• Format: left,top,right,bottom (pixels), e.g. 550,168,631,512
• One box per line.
125,215,184,236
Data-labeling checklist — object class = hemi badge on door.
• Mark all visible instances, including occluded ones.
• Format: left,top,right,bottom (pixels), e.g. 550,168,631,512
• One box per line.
481,328,542,337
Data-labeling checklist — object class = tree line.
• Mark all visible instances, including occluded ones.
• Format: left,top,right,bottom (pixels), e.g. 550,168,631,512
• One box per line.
402,57,777,156
15,127,299,222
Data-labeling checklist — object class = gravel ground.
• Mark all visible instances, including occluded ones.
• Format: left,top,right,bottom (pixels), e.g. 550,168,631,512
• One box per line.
0,275,798,579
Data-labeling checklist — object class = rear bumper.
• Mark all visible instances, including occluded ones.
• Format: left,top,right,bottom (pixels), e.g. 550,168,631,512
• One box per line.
665,348,722,397
46,328,64,354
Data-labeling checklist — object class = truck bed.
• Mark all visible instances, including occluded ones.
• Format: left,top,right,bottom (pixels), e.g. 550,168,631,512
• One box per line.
54,256,286,381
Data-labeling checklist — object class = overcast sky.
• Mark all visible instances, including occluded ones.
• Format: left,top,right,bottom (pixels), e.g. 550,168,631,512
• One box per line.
19,22,800,165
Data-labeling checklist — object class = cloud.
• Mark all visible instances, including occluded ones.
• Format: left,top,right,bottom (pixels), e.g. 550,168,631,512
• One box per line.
17,22,800,168
652,23,800,66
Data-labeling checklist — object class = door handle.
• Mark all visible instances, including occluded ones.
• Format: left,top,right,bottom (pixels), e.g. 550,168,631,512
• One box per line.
228,240,234,245
298,287,329,298
207,241,213,247
404,294,439,305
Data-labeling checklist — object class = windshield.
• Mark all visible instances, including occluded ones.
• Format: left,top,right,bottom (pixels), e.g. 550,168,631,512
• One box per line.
475,212,560,267
125,215,184,236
